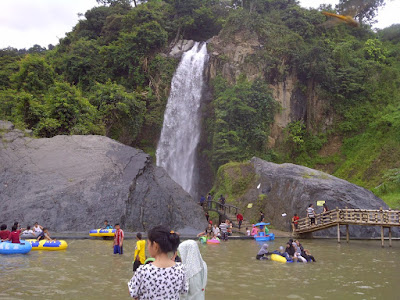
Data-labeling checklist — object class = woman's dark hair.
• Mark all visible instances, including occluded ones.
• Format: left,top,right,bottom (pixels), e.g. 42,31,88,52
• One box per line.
27,226,31,230
309,204,313,207
11,225,17,231
137,232,142,239
14,222,19,226
148,225,180,254
0,224,7,230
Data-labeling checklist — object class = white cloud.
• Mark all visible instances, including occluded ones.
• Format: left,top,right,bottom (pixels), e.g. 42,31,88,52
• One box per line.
0,0,98,49
0,0,398,49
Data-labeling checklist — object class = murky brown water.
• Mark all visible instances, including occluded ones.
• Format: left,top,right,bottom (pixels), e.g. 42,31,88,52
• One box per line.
0,238,398,299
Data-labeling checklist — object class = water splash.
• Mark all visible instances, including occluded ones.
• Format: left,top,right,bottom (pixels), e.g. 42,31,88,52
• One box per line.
156,42,208,197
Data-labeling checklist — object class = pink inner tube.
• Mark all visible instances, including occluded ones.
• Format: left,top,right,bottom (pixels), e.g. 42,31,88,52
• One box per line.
206,239,220,244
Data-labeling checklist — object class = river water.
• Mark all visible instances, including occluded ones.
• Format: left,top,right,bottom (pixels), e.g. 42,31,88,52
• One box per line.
0,238,398,299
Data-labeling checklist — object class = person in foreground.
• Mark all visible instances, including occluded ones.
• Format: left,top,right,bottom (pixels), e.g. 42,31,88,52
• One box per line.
127,225,188,299
178,240,207,300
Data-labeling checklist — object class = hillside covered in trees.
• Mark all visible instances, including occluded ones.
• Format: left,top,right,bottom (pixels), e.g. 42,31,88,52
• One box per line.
1,0,399,208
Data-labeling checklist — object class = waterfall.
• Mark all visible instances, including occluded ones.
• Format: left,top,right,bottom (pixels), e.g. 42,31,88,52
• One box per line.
156,42,208,197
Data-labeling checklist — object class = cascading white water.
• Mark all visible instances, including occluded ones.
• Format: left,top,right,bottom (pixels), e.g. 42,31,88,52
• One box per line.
156,42,208,197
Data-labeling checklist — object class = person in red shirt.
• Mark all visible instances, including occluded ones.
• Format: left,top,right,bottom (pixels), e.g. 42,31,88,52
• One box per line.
113,223,124,255
7,225,23,243
0,224,10,241
291,214,300,233
236,213,244,230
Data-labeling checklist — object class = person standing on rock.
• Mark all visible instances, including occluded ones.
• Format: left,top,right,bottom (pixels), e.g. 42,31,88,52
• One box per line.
219,195,226,211
113,223,124,255
219,220,228,241
236,213,243,230
259,211,265,223
199,195,205,208
307,204,316,226
207,193,212,209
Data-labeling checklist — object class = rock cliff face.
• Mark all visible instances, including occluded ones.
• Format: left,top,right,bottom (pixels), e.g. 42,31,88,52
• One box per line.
207,31,334,144
237,157,398,238
0,122,207,232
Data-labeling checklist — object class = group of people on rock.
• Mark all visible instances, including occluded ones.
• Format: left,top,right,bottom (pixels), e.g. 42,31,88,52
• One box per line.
197,219,233,241
256,238,316,263
128,225,207,300
0,222,55,243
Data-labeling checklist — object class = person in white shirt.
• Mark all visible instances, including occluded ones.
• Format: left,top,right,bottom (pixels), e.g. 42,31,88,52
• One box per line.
33,222,43,233
212,224,220,237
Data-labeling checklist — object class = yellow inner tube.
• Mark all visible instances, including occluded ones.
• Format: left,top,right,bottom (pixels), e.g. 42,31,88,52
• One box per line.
271,254,287,263
26,239,68,251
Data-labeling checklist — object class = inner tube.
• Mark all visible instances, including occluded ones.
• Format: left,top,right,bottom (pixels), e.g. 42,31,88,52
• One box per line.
199,236,207,244
0,241,32,255
89,229,116,237
26,239,68,251
271,253,287,263
20,232,38,239
206,238,220,244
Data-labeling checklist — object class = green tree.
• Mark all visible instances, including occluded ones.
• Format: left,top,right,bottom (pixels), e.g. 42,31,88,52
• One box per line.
12,55,55,94
89,81,146,143
37,82,101,137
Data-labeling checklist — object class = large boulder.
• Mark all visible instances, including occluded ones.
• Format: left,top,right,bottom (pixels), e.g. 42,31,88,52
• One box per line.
0,124,207,232
226,158,398,238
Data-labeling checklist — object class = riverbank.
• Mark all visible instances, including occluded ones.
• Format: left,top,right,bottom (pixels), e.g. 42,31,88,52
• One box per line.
47,228,399,241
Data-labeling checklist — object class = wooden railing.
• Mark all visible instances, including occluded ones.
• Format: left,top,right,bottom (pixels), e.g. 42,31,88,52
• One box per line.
296,208,400,233
295,207,400,246
205,200,238,216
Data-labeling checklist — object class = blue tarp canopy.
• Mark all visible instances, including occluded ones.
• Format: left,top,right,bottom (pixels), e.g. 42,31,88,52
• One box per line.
255,222,270,226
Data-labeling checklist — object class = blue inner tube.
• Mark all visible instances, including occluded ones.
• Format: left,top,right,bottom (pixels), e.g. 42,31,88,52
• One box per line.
0,241,32,255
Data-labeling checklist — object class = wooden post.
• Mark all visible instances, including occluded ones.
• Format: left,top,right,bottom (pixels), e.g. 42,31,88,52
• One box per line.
346,224,349,243
389,227,392,247
381,226,384,248
337,224,340,243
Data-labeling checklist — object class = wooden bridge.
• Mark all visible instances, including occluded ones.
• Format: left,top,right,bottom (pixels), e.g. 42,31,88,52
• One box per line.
204,201,252,231
295,207,400,247
206,200,238,217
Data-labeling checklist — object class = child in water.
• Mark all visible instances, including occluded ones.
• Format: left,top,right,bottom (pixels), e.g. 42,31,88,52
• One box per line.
256,243,269,260
133,232,146,272
113,223,124,254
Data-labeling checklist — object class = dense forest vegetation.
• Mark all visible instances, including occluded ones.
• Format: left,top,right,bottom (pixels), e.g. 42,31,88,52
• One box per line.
0,0,399,207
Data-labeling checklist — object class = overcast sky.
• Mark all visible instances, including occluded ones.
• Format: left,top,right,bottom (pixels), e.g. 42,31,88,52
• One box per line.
0,0,399,49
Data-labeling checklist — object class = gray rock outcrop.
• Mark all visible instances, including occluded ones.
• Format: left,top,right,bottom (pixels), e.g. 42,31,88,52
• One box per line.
0,124,207,232
169,39,195,58
245,157,398,238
